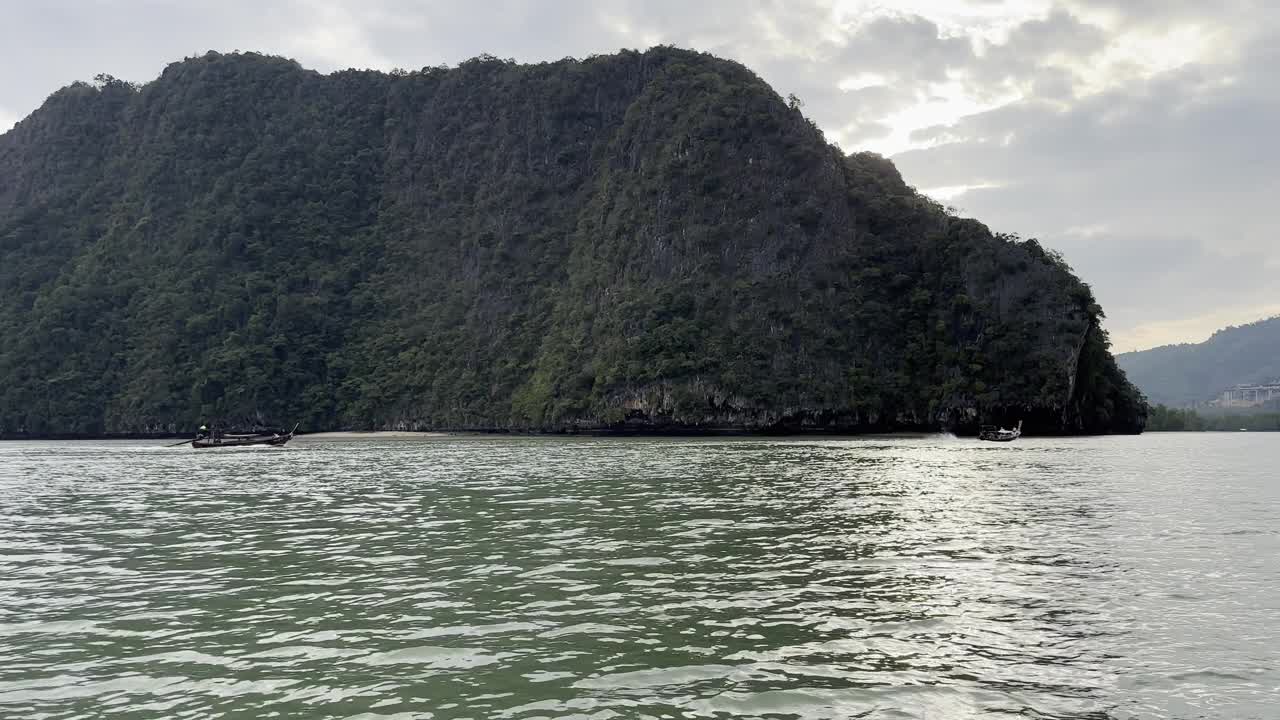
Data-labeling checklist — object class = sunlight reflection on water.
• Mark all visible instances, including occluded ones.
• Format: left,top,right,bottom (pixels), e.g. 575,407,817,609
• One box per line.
0,433,1277,719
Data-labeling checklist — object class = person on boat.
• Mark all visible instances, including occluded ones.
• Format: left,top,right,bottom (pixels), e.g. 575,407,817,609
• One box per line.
196,424,208,440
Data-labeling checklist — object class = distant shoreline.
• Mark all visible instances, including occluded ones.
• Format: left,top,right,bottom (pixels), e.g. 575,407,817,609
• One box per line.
296,431,455,440
0,430,463,441
0,429,955,441
17,428,1259,442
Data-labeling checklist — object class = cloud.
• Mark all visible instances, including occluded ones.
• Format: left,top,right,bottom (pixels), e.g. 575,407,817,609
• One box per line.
967,8,1105,95
1121,304,1280,354
1064,0,1258,27
894,20,1280,349
1051,232,1278,352
1,0,1276,350
835,14,975,84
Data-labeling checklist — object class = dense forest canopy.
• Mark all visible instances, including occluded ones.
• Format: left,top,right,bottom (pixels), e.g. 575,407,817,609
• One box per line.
1117,316,1280,406
0,49,1146,435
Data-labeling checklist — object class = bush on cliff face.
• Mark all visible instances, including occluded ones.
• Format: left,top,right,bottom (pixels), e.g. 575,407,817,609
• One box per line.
0,49,1145,435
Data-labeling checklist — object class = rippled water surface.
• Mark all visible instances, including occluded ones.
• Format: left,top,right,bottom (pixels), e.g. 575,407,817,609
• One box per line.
1,433,1277,719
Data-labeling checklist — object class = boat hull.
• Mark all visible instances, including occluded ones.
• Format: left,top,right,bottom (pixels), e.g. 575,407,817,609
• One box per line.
977,421,1022,442
191,434,292,449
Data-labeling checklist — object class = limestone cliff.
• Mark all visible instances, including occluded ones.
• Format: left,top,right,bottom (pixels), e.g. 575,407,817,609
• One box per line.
0,49,1146,435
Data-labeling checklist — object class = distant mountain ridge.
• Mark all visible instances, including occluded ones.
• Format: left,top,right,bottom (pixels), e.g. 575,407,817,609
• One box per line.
1117,316,1280,406
0,49,1145,435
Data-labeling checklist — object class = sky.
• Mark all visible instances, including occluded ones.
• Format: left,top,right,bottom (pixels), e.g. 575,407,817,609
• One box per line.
2,0,1276,352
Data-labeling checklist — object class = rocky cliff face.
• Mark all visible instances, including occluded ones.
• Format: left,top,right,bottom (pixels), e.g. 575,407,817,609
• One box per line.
0,49,1146,435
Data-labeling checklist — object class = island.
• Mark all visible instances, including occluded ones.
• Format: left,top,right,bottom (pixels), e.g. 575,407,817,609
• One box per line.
0,48,1146,437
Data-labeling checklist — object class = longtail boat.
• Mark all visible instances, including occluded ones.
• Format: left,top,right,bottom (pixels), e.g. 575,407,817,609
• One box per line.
978,420,1022,442
192,424,297,449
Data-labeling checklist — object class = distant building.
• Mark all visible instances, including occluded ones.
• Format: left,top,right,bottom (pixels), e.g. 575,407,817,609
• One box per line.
1215,383,1280,408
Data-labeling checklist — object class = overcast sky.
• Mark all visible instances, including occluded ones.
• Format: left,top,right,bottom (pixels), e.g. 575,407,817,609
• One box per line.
2,0,1276,352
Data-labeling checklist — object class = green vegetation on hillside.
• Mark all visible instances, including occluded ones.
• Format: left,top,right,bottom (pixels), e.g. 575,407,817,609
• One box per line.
0,49,1145,435
1117,316,1280,406
1146,404,1280,432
